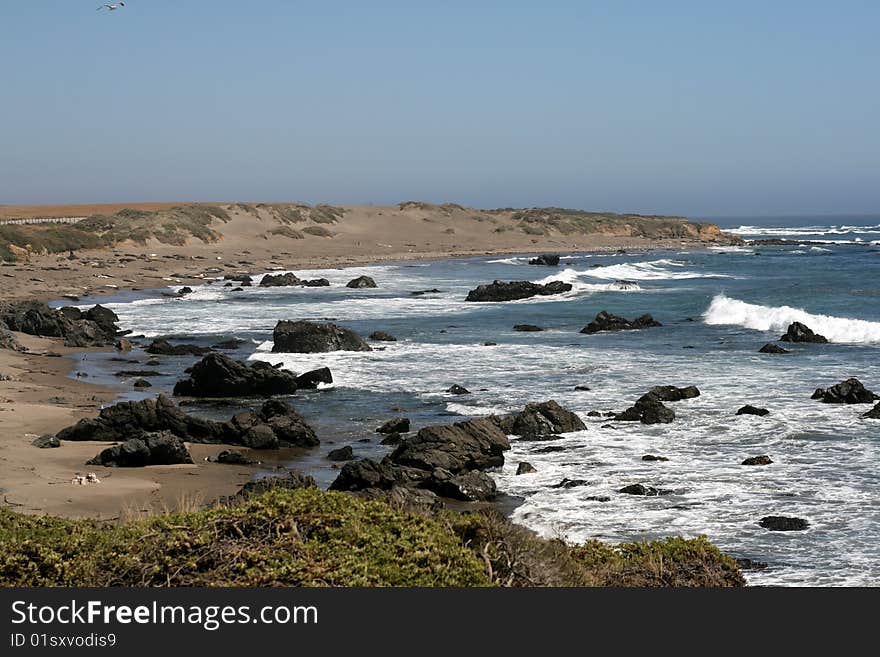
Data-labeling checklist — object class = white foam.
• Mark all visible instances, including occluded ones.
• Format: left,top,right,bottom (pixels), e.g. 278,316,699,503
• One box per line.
531,268,643,294
703,294,880,344
728,224,880,237
578,259,733,281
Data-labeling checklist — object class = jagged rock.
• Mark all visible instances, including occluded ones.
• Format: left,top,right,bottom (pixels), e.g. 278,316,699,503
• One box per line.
550,478,589,489
528,254,561,266
259,272,301,287
377,417,410,434
811,378,878,404
146,339,212,356
32,434,60,449
619,484,673,496
133,378,152,388
516,462,536,475
759,343,789,354
271,320,371,353
642,455,669,462
328,445,355,462
0,301,120,347
447,384,470,395
369,331,397,342
424,469,496,501
465,279,572,302
215,450,258,465
172,353,299,397
294,367,333,389
581,311,661,334
760,516,809,531
742,455,773,466
391,417,510,474
737,405,770,416
615,397,675,424
506,400,586,439
864,403,880,419
346,275,377,289
87,432,193,467
513,324,544,332
780,322,828,344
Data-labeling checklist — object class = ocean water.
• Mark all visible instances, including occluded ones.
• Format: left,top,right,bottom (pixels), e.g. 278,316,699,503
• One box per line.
77,218,880,586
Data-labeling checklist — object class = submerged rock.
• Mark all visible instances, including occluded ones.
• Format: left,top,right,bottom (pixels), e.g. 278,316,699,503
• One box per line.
516,462,536,475
172,353,299,397
580,311,661,334
513,324,544,332
760,516,809,531
811,378,878,404
346,275,377,289
271,320,371,353
759,343,789,354
642,454,669,462
465,279,572,302
377,417,410,434
369,331,397,342
146,339,212,356
737,405,770,416
447,384,470,395
528,254,561,266
780,322,828,344
742,455,773,466
619,484,673,496
615,397,675,424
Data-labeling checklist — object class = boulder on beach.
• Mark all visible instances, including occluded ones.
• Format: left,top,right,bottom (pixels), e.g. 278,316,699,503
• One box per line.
216,450,258,465
259,272,301,287
0,301,121,347
528,254,561,266
271,320,372,353
87,432,193,467
737,405,770,416
369,331,397,342
464,279,572,302
513,324,544,332
32,434,60,449
146,339,212,356
759,343,789,354
172,353,299,397
346,275,377,289
294,367,333,389
780,322,828,344
742,455,773,466
580,311,662,334
760,516,809,531
811,378,878,404
377,417,410,434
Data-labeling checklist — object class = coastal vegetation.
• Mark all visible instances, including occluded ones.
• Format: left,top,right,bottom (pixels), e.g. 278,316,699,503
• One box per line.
0,487,744,587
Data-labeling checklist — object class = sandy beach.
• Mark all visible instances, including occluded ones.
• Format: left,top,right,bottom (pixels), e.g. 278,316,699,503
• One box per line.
0,202,737,519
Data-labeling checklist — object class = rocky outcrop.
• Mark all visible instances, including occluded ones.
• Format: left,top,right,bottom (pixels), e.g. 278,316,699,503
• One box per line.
759,343,789,354
369,331,397,342
56,395,318,449
464,280,572,302
501,400,586,439
0,301,121,347
391,417,510,473
742,455,773,466
737,405,770,417
760,516,809,531
528,254,561,266
377,417,410,434
811,378,878,404
294,367,333,389
172,353,299,397
271,320,371,353
780,322,828,344
146,339,212,356
346,275,377,289
87,432,193,467
581,311,661,334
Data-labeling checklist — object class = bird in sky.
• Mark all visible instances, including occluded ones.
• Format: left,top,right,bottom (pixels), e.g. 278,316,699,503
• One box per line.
97,2,125,11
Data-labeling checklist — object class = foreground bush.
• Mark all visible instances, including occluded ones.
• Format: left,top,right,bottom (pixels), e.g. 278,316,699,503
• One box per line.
0,488,744,587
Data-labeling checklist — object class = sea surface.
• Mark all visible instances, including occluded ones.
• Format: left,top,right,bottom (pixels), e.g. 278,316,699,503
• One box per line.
72,216,880,586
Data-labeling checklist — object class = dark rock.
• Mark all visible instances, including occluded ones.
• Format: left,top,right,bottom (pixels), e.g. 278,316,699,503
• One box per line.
300,278,330,287
216,450,257,465
377,417,410,434
424,469,496,501
550,478,589,489
586,410,601,417
528,254,561,266
447,384,470,395
812,378,878,404
211,338,246,350
759,343,789,354
87,432,192,467
172,353,299,397
410,289,442,296
760,516,809,531
328,445,355,462
271,320,371,353
642,455,669,462
234,471,316,499
516,461,537,475
346,275,377,289
32,434,60,449
146,339,212,356
294,366,333,389
329,458,407,492
513,324,544,332
132,379,153,388
581,311,661,334
391,417,510,474
737,405,770,416
506,400,586,439
0,301,119,347
259,272,301,287
178,286,193,295
575,386,592,392
863,402,880,419
640,385,700,403
380,432,403,446
483,342,497,346
615,397,675,424
619,483,673,496
586,496,611,502
115,370,163,378
369,331,397,342
742,455,773,466
465,279,572,302
780,322,828,344
224,274,253,283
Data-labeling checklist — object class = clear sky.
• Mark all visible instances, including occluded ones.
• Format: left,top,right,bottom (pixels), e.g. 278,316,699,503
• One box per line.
1,1,878,216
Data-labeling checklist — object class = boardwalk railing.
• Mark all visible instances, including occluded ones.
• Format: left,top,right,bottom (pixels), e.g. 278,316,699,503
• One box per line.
0,217,86,227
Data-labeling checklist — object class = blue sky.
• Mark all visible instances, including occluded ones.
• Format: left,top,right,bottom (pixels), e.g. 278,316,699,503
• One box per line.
1,1,878,216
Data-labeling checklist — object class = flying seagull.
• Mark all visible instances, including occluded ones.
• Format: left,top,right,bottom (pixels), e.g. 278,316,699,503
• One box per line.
97,2,125,11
